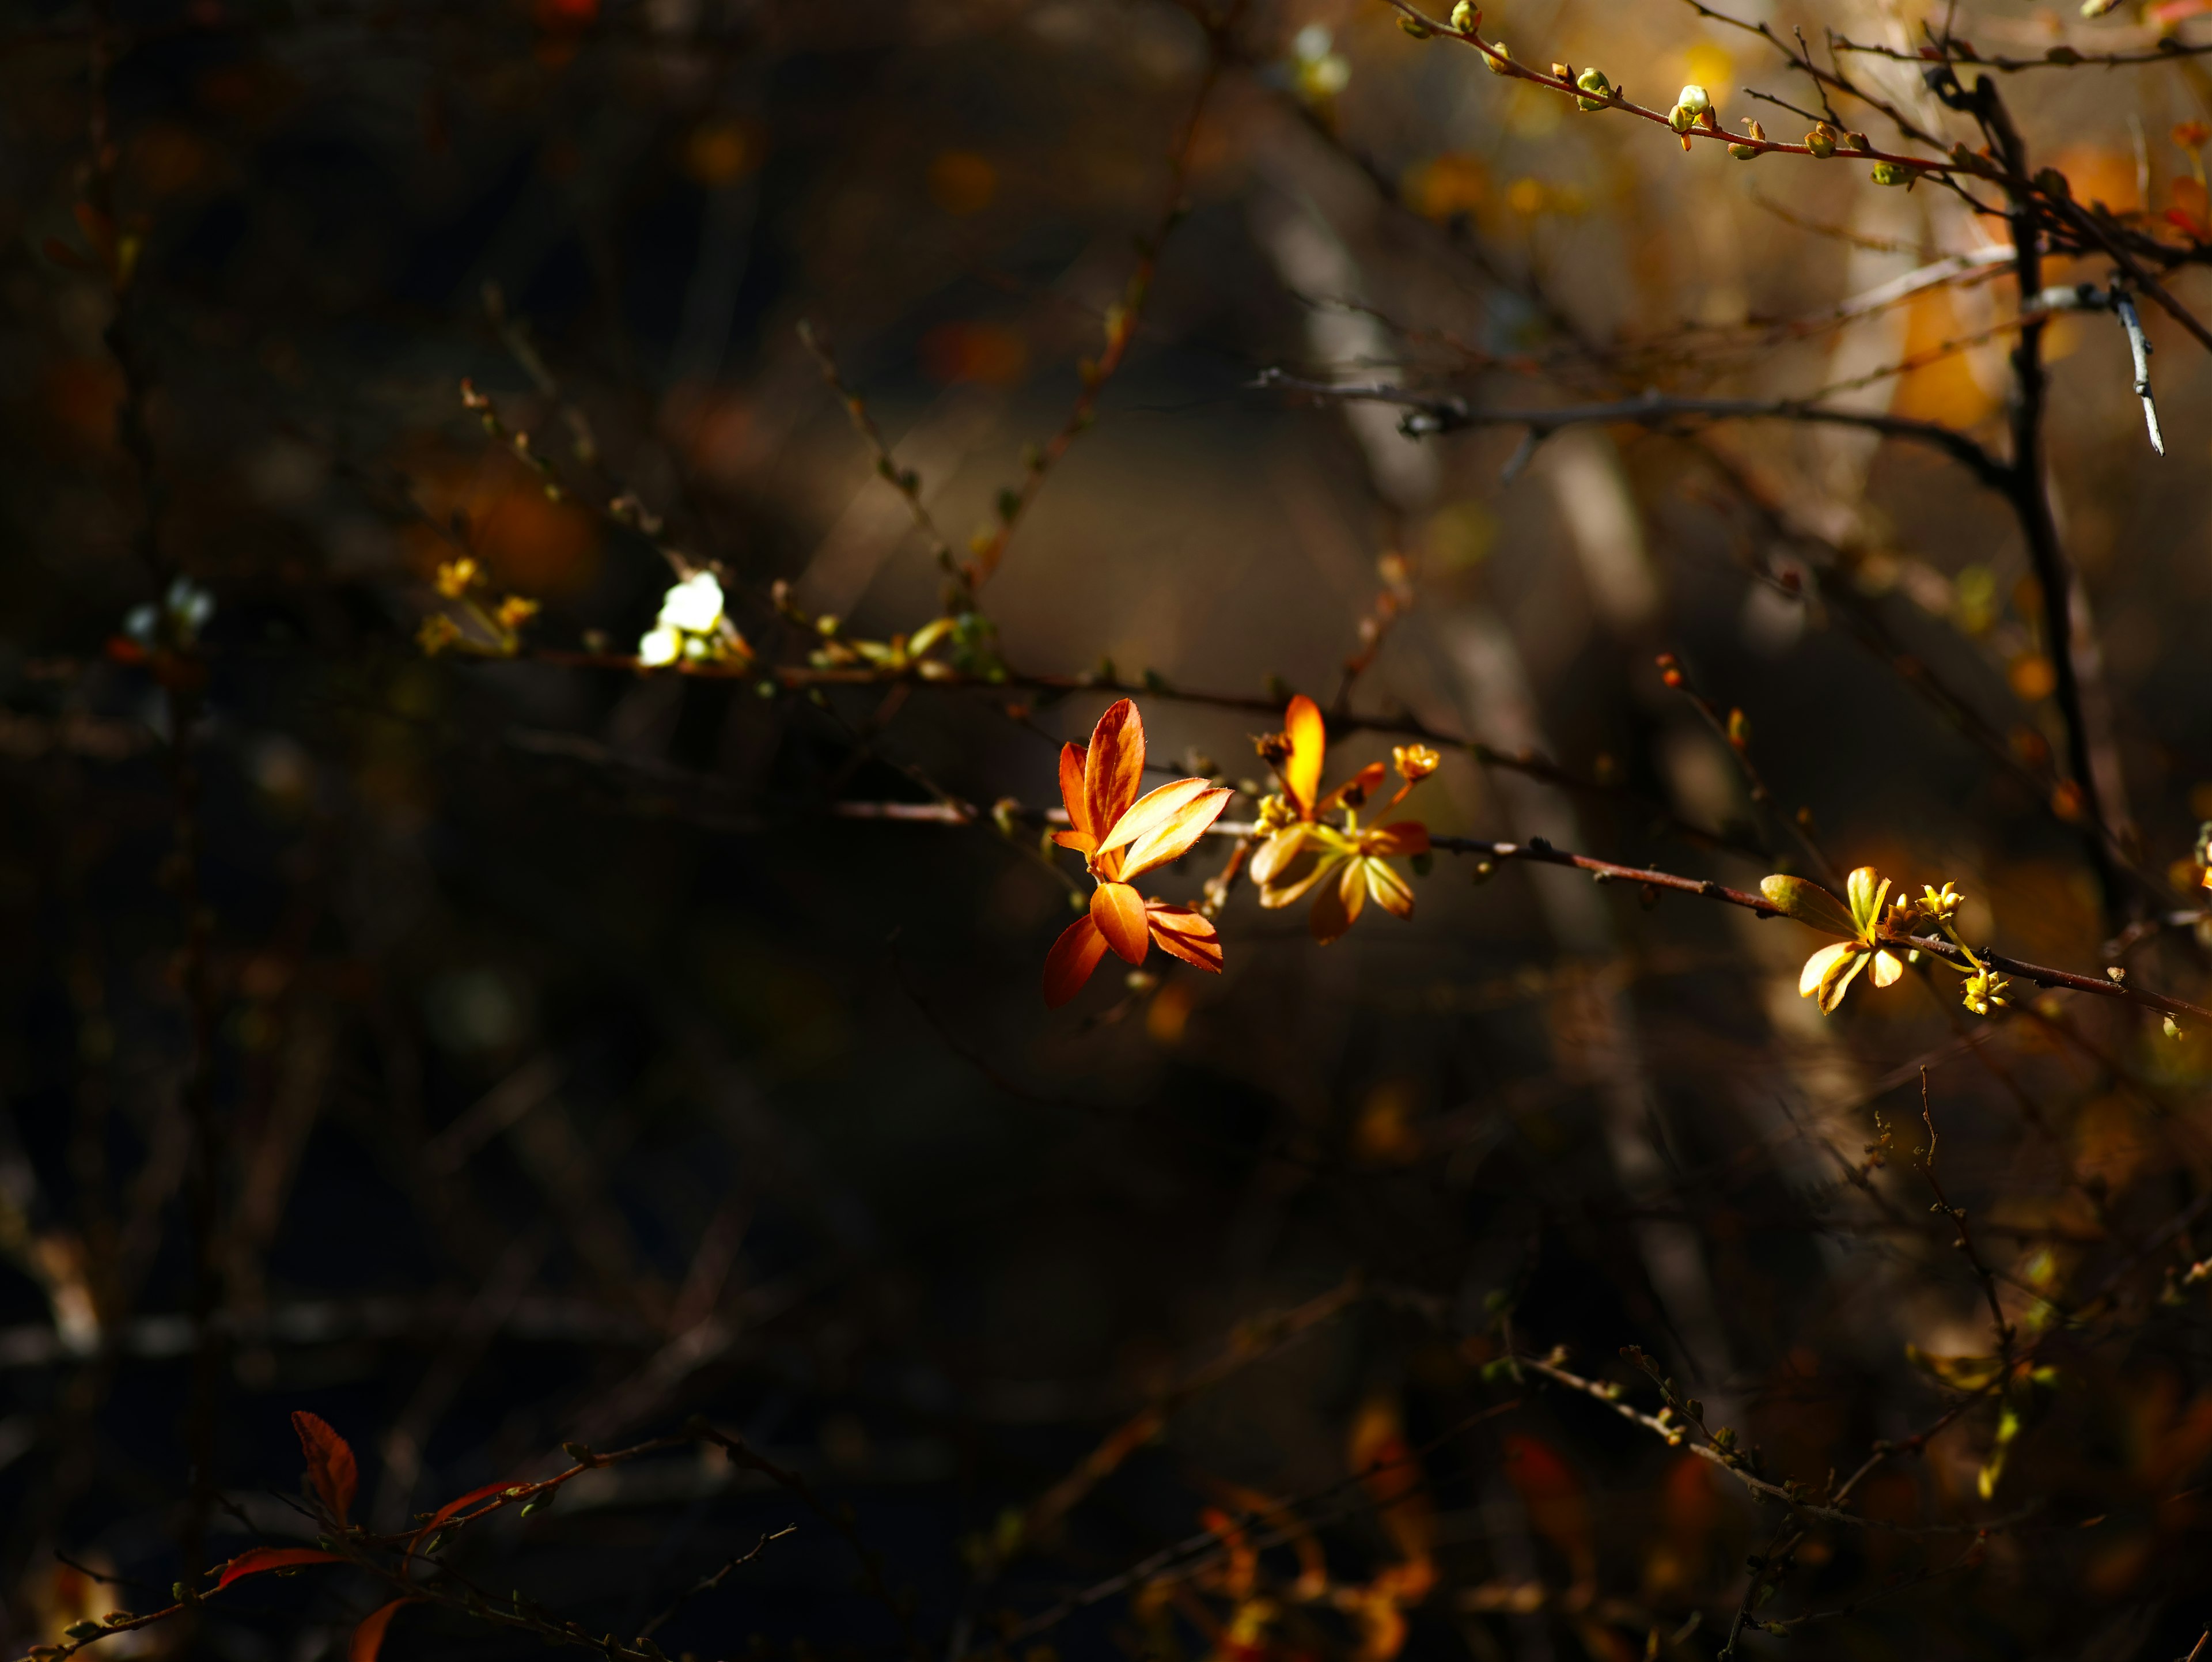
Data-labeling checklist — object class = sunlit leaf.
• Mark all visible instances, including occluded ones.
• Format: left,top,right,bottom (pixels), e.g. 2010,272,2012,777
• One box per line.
1762,874,1855,935
1058,743,1092,841
1091,881,1150,963
1117,786,1230,878
1097,778,1213,860
1282,694,1325,816
1144,902,1222,974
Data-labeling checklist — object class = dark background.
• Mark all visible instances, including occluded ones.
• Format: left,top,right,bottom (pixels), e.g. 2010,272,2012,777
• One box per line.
5,2,2212,1659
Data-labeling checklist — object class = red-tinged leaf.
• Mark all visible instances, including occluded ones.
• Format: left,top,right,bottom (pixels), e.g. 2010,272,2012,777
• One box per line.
1320,760,1387,812
1502,1434,1594,1584
1058,743,1090,838
2166,181,2211,240
293,1410,358,1523
350,1598,411,1662
1043,914,1109,1008
43,236,97,271
1082,700,1146,841
1282,695,1325,816
1090,880,1150,964
214,1547,346,1590
417,1477,527,1540
1145,902,1222,974
1363,821,1429,857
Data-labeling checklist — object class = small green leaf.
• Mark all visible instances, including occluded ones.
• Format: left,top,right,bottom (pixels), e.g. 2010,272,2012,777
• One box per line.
1760,874,1855,934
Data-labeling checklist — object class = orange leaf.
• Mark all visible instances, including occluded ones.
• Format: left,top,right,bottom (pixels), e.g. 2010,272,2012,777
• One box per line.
1145,902,1222,974
1282,695,1325,816
1320,760,1387,812
350,1599,411,1662
1044,914,1110,1008
1117,786,1230,879
1363,821,1429,857
1097,777,1211,859
1058,743,1092,841
214,1547,346,1590
1502,1434,1594,1585
293,1411,358,1524
1082,701,1146,842
1091,881,1150,963
2168,178,2211,240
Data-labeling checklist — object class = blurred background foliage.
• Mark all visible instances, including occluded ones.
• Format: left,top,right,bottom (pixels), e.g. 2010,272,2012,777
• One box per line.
4,0,2212,1659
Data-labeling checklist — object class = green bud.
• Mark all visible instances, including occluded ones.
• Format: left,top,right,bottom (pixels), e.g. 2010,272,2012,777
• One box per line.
1675,83,1711,116
1397,13,1432,37
1871,160,1910,186
1574,67,1611,111
1483,43,1513,75
1450,1,1478,28
1805,123,1836,158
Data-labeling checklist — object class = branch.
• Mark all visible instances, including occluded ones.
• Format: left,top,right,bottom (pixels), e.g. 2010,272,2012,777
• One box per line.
1380,0,1959,169
831,797,2212,1027
1251,370,2013,491
1832,32,2212,72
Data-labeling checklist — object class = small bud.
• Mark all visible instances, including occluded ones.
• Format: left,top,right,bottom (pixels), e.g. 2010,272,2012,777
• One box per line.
1676,84,1711,117
1551,62,1573,81
1842,131,1870,152
1668,102,1693,134
1574,67,1612,111
1398,13,1432,37
1805,123,1836,158
1450,1,1478,29
1871,160,1911,186
1729,119,1765,160
1483,43,1514,75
